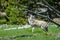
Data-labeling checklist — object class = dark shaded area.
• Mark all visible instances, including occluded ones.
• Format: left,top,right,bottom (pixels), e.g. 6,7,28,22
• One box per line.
4,16,10,22
42,0,60,17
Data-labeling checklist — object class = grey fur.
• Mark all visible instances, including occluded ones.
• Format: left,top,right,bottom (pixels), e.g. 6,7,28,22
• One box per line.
28,14,48,32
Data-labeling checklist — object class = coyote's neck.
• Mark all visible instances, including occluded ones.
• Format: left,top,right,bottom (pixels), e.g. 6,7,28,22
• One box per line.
28,14,35,24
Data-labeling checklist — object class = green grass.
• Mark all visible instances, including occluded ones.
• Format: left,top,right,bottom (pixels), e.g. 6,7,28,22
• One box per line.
0,24,60,40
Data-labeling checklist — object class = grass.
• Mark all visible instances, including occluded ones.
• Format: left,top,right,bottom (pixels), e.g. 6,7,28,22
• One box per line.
0,24,60,40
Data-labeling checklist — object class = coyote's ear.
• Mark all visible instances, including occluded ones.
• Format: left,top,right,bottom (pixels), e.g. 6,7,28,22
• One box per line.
26,13,31,16
26,13,29,17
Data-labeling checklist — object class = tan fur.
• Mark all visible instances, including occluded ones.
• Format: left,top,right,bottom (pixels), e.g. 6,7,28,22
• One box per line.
32,20,47,27
28,14,48,32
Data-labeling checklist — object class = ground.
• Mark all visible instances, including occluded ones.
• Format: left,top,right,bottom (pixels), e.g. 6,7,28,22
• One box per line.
0,23,60,40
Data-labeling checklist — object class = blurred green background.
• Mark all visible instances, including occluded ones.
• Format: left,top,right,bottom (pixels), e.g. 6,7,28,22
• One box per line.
0,0,60,24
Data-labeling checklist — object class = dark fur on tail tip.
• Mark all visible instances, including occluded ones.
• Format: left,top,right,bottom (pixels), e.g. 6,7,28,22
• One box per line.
45,26,48,32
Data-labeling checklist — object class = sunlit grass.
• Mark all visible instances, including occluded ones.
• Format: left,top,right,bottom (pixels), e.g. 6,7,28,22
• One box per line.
0,24,60,40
